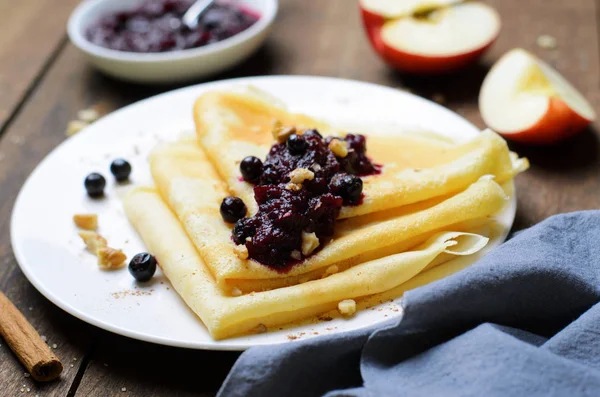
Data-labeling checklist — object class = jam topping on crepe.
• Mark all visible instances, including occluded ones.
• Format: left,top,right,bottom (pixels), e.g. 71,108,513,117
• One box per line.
232,128,379,269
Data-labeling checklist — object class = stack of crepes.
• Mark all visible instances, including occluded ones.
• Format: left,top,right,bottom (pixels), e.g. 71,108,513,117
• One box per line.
123,88,529,340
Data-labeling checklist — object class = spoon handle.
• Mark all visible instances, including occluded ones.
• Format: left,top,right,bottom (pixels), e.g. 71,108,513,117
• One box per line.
182,0,217,30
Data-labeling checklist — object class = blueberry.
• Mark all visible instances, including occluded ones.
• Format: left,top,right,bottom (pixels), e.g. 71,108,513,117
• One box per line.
110,158,132,182
303,129,323,139
287,134,308,155
220,196,247,223
128,252,157,282
240,156,263,182
84,173,106,198
233,218,254,245
330,174,363,205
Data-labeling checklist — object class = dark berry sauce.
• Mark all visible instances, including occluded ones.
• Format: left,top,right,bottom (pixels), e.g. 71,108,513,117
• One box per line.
233,130,380,269
86,0,260,53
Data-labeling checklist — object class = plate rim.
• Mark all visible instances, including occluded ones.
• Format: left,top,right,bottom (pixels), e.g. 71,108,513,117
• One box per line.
10,75,516,350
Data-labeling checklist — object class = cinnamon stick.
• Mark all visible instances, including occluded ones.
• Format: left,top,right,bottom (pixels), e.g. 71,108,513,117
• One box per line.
0,291,63,382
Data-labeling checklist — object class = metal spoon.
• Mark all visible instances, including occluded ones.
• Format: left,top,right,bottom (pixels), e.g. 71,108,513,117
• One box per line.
182,0,217,30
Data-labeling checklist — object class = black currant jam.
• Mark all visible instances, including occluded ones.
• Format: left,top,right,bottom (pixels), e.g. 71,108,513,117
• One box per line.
86,0,260,53
234,129,380,270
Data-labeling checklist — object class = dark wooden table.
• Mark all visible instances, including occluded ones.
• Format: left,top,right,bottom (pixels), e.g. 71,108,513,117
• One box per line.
1,0,599,395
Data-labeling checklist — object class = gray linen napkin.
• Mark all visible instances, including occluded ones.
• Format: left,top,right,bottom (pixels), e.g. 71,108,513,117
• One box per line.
218,211,600,397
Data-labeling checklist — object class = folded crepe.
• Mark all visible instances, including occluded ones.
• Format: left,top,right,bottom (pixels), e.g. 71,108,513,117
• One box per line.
193,89,528,218
124,186,490,339
150,140,509,292
122,88,528,339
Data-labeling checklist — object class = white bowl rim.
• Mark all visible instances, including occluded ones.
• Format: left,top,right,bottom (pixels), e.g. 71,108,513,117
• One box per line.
67,0,278,63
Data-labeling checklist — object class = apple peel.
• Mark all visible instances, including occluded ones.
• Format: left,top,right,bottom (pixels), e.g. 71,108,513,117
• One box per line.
479,48,596,144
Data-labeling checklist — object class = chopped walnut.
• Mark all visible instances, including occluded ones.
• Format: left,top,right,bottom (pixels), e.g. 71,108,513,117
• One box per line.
78,231,107,254
325,265,339,276
271,121,296,143
234,244,249,260
73,214,98,230
290,250,302,261
289,168,314,184
77,108,100,123
66,120,89,137
338,299,357,316
285,182,303,191
328,139,349,158
97,247,127,270
537,34,557,50
301,231,320,256
231,287,243,297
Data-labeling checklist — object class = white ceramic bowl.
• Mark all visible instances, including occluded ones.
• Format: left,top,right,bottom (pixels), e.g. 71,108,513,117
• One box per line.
67,0,277,83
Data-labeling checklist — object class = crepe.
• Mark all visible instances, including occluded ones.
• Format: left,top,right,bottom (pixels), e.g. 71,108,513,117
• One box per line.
150,140,509,291
124,187,489,340
123,88,529,339
193,89,528,218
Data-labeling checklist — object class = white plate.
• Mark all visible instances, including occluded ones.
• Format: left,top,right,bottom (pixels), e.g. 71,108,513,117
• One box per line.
11,76,515,350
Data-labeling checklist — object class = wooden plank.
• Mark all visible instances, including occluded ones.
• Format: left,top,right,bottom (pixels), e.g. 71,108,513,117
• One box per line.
0,0,598,395
0,46,100,397
0,280,96,396
0,2,92,395
74,332,239,397
0,0,81,133
0,41,184,396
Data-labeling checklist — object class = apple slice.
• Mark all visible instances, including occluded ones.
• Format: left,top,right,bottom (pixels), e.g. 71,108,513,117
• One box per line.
360,1,500,74
479,49,596,144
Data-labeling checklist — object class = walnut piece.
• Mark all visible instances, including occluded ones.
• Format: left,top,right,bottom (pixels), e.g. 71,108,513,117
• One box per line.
234,244,249,260
328,139,349,158
301,231,320,256
231,287,243,297
537,34,557,50
77,108,100,123
73,214,98,230
289,168,314,184
97,247,127,270
78,231,107,254
285,182,303,191
290,250,302,261
324,265,339,276
271,121,296,143
65,120,89,137
338,299,357,316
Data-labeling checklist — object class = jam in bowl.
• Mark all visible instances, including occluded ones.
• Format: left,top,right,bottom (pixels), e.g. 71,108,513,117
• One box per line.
67,0,277,83
86,0,260,53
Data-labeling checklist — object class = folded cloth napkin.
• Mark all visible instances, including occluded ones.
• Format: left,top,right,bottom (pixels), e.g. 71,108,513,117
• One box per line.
218,211,600,397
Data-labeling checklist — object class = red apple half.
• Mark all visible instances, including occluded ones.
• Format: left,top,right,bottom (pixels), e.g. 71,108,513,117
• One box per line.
479,49,596,144
360,0,501,74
